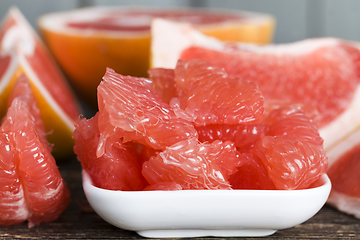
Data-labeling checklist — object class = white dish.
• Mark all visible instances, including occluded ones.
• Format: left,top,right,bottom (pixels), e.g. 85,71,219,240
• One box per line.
82,170,331,238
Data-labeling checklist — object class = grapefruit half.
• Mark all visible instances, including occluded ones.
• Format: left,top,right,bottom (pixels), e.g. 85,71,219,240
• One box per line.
0,7,81,158
37,6,275,107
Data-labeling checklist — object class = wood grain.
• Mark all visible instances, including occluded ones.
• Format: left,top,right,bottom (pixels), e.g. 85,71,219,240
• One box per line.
0,157,359,240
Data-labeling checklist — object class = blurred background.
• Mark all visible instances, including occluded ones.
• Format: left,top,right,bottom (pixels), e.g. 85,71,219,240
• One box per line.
1,0,360,44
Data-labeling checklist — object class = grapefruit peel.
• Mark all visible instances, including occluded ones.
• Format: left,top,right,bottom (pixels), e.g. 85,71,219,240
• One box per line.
37,6,275,107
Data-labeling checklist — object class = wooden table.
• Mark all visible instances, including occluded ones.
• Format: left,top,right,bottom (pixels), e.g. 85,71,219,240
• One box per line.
1,156,359,240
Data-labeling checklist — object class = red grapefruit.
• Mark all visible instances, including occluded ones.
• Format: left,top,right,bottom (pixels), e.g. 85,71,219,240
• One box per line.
0,75,69,227
0,7,81,158
38,6,275,107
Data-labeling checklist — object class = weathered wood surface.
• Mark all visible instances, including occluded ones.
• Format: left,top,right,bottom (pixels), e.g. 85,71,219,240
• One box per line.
0,157,359,240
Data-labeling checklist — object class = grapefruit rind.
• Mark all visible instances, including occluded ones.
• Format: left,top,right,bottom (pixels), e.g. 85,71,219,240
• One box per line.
327,191,360,219
37,6,275,107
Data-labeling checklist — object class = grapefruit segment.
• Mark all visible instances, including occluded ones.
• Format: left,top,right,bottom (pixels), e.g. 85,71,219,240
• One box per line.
0,7,81,158
96,67,198,156
142,138,242,190
73,113,148,191
229,105,327,190
253,135,327,190
173,59,265,126
0,75,69,227
38,6,275,107
229,153,276,190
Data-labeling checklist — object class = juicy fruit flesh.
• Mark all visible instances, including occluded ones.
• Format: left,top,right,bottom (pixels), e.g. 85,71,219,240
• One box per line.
73,113,148,191
173,59,265,126
327,144,360,197
66,9,247,32
0,76,69,227
180,43,360,128
74,59,327,192
97,67,198,155
142,138,241,190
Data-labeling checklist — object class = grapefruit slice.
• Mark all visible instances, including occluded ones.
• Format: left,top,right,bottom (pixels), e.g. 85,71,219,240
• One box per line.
0,7,81,158
0,75,70,227
38,6,275,107
150,18,360,153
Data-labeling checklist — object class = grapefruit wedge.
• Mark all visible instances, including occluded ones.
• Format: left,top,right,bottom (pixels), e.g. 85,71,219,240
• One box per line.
37,6,275,107
0,7,81,158
150,19,360,217
326,129,360,218
0,74,70,227
150,19,360,152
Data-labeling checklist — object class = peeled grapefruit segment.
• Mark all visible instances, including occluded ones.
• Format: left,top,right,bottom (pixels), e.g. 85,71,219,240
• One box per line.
142,138,242,190
151,18,360,153
229,153,276,190
97,67,198,156
172,59,265,126
73,112,148,191
37,6,275,107
0,75,69,227
0,7,81,158
229,105,327,190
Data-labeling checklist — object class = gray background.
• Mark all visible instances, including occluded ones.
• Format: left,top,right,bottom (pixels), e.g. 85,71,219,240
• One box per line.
1,0,360,43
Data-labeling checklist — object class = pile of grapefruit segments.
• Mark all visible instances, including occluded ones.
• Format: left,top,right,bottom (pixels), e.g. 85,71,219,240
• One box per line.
37,6,275,108
73,58,328,192
0,8,79,227
150,19,360,218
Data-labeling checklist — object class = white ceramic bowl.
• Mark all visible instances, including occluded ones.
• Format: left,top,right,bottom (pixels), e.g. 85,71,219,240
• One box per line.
82,170,331,238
